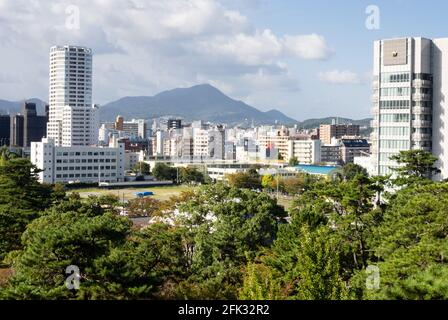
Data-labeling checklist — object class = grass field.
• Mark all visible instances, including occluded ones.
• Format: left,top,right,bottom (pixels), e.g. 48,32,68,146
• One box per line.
72,185,195,202
72,185,295,212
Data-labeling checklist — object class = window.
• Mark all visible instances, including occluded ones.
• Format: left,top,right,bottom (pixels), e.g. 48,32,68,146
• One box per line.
380,114,410,123
381,72,410,83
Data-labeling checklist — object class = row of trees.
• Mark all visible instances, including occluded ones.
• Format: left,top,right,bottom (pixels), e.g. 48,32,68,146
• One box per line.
149,163,207,185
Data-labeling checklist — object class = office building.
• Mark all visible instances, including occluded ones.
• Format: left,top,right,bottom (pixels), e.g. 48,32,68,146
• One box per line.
340,138,370,164
31,136,125,184
167,119,182,130
371,37,448,178
0,115,10,146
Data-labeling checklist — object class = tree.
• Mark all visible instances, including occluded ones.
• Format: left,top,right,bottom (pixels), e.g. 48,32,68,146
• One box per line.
167,184,287,299
261,174,274,190
332,163,369,182
0,157,56,261
288,157,299,166
152,163,177,182
227,170,262,190
390,150,440,184
1,198,133,299
132,162,151,176
239,263,282,300
355,183,448,300
179,167,205,185
126,197,162,217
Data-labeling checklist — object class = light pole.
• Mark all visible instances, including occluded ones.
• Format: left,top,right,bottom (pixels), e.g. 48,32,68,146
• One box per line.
276,169,279,200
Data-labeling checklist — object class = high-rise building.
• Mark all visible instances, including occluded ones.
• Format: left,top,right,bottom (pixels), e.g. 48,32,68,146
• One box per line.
0,114,10,146
47,45,97,146
9,103,49,148
167,119,182,130
371,37,448,178
319,123,360,145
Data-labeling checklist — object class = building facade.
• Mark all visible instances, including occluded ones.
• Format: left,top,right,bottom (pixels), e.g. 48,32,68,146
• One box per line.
31,137,125,184
287,139,321,164
319,123,360,145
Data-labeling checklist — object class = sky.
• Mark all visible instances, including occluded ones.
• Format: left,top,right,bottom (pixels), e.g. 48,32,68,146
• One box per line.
0,0,447,121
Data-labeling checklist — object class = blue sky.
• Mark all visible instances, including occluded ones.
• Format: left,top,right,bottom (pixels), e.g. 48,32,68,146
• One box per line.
230,0,448,120
0,0,447,121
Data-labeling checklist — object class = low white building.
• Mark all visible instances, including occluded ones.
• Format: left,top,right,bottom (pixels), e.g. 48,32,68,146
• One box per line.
31,136,125,184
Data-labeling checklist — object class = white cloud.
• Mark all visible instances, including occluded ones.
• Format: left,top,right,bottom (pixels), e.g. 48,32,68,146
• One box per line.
319,70,361,85
282,34,333,60
0,0,333,106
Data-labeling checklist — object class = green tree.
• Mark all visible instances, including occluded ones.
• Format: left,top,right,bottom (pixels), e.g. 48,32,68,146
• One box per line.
288,157,299,166
152,163,177,182
227,170,262,190
332,163,369,182
390,150,440,184
0,157,56,261
132,162,151,176
179,167,205,185
239,263,282,300
356,183,448,300
169,184,287,299
293,226,347,300
126,197,162,217
261,174,274,190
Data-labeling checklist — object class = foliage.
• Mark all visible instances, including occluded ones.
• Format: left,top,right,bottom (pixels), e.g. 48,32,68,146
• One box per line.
132,162,151,176
0,157,59,261
179,167,205,185
288,157,299,166
227,169,262,190
126,197,162,217
390,150,440,185
152,163,177,182
169,184,287,299
356,183,448,299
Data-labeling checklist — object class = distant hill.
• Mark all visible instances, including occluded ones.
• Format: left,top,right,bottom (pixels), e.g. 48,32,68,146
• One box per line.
99,84,298,125
298,117,372,129
0,98,47,115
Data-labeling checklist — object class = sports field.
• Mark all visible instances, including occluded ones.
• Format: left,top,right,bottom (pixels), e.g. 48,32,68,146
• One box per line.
72,185,195,202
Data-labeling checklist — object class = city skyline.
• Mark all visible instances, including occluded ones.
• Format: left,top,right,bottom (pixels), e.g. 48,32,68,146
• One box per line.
1,0,448,121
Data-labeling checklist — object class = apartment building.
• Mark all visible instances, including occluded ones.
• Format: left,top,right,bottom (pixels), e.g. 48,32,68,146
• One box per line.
287,139,321,164
319,123,360,145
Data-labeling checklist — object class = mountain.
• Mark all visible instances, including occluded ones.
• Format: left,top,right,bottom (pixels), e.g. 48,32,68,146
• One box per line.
0,98,47,115
99,84,298,125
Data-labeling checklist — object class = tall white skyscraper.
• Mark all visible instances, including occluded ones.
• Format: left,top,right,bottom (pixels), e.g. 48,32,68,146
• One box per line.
371,37,448,179
47,45,97,146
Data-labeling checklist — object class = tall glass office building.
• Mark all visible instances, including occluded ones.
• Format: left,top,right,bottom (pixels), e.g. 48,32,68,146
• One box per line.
371,37,448,179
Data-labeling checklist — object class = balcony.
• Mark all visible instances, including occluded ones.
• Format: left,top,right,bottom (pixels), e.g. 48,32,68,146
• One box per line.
412,79,432,88
412,120,432,127
412,133,432,141
412,107,432,114
412,93,432,101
